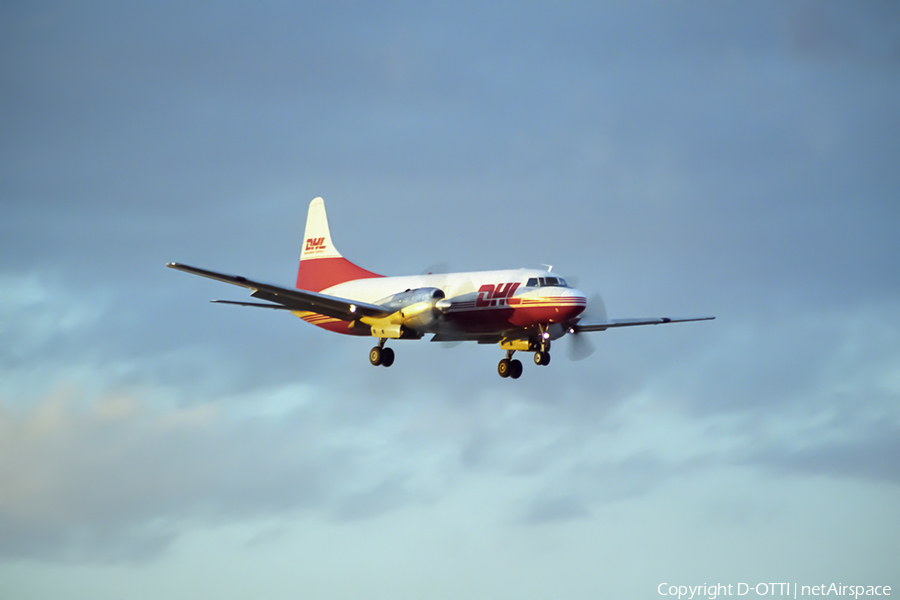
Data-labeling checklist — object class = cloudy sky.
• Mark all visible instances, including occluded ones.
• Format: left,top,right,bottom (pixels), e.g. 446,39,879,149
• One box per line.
2,1,899,598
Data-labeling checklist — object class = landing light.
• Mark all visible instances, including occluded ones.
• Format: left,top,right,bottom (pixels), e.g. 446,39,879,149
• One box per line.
350,304,357,313
542,332,550,340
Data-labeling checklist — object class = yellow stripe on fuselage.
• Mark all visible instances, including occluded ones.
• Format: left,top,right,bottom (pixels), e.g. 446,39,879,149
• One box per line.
293,311,342,325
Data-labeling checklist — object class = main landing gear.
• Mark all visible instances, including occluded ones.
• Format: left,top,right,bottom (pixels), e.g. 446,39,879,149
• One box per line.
498,351,523,379
369,335,551,377
498,339,550,379
369,339,394,367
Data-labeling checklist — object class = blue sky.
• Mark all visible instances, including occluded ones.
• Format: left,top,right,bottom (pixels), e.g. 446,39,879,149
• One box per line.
2,2,899,599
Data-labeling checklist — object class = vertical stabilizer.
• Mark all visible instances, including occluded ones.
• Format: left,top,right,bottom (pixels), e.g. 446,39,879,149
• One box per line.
295,198,383,292
300,198,341,261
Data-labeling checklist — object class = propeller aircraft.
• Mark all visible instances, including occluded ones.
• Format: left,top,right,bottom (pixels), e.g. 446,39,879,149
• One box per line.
168,198,713,379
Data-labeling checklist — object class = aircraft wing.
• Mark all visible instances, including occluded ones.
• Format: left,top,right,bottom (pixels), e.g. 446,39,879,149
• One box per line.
572,316,715,333
166,262,392,321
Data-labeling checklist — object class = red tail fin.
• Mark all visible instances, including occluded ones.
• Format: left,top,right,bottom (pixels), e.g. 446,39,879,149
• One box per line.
295,198,383,292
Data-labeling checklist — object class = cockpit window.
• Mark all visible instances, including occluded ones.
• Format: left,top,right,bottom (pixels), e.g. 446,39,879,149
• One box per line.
527,276,568,288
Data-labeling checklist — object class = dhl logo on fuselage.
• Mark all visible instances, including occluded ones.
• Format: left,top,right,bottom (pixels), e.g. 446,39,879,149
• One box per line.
305,237,327,253
475,282,521,307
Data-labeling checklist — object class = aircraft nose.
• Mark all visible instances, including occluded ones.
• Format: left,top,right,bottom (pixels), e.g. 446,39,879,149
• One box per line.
562,287,588,319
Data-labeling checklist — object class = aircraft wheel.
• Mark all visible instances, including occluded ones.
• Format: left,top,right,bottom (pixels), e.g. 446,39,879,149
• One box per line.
534,351,551,366
381,347,395,367
510,359,523,379
498,358,511,378
369,346,383,366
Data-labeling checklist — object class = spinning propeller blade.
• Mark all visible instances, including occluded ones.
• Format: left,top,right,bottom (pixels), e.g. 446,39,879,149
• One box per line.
566,293,605,361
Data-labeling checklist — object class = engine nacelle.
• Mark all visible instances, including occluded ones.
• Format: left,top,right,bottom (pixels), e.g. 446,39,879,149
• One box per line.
375,287,446,332
377,287,445,310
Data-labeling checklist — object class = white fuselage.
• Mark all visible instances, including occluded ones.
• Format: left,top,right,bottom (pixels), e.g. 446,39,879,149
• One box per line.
297,267,587,341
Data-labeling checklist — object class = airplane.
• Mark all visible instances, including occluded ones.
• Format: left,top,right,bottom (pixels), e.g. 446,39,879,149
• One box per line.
168,198,713,379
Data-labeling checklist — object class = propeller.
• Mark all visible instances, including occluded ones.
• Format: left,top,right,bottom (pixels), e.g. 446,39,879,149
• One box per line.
421,263,450,275
566,292,606,361
421,264,457,347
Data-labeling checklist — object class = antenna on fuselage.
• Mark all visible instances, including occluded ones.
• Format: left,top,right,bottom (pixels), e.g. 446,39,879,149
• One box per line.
541,264,553,272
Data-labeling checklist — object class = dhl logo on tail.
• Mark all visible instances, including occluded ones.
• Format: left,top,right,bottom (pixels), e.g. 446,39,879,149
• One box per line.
305,237,326,253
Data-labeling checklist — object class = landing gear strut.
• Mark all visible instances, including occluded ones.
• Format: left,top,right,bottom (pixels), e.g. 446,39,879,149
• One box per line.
369,339,395,367
534,331,551,366
498,350,523,379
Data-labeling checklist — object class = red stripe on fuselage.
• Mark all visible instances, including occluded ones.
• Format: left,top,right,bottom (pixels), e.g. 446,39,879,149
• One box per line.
443,302,586,332
312,319,366,335
295,257,383,293
296,301,585,338
296,312,365,336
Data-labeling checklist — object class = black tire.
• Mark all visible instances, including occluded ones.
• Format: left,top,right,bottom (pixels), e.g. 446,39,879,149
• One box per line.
498,358,511,378
533,351,545,366
541,352,551,366
510,359,523,379
369,346,382,366
381,347,395,367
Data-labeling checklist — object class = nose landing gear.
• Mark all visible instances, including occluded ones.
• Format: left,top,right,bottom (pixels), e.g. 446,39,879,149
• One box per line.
533,332,551,366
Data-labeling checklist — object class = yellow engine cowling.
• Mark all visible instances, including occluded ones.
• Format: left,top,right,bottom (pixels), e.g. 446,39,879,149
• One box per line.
363,287,446,338
396,299,442,331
